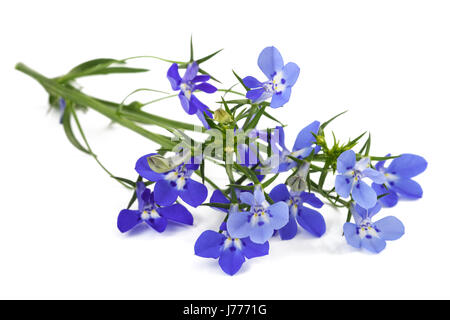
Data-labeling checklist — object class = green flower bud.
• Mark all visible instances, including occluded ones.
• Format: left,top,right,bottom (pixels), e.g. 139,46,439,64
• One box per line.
315,135,326,146
147,154,173,173
214,108,232,124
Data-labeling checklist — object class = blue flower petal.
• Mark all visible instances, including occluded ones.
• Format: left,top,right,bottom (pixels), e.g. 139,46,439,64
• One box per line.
194,230,225,258
196,108,211,129
300,191,324,208
239,192,255,206
270,87,291,109
336,150,356,173
158,203,193,225
278,214,298,240
269,184,290,202
219,247,246,276
367,202,382,218
296,206,326,237
180,179,208,207
293,121,320,152
389,178,423,199
249,221,274,244
257,46,284,79
361,236,386,253
242,76,263,88
372,183,399,208
268,201,289,230
335,174,353,198
145,214,167,233
246,88,265,102
375,156,388,171
343,222,362,249
373,216,405,241
227,212,252,239
117,209,141,233
135,153,166,181
182,62,199,82
210,189,230,213
154,179,179,206
363,168,386,184
253,187,266,205
189,94,208,116
352,180,377,209
179,93,196,114
136,181,147,212
194,82,217,93
387,154,427,178
192,74,210,83
282,62,300,87
167,63,182,90
241,238,269,258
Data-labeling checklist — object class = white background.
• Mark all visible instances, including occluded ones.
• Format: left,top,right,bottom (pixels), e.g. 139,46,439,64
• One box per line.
1,0,449,299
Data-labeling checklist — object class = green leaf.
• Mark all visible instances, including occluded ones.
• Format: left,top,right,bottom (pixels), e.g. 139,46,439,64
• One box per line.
232,70,249,91
244,106,266,131
318,158,332,189
263,110,285,126
200,161,205,185
84,67,149,76
364,133,371,156
112,176,136,187
320,110,348,132
61,104,90,154
198,68,221,83
227,184,253,191
69,58,121,74
190,35,194,62
261,173,279,189
197,48,223,64
233,164,260,185
347,131,367,149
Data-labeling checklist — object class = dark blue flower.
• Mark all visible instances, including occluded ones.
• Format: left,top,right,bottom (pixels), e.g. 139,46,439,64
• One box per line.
227,186,289,244
243,46,300,108
194,225,269,276
372,154,427,208
261,121,320,173
335,150,386,209
167,62,217,128
135,153,208,207
270,184,325,240
117,181,193,233
344,202,405,253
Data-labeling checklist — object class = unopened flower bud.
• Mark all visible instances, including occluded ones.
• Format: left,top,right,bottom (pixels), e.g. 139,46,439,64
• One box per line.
286,161,310,192
315,135,326,146
214,108,232,124
147,154,173,173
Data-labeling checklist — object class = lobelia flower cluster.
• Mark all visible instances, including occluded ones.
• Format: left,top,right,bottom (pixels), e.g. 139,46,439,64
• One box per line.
16,39,427,276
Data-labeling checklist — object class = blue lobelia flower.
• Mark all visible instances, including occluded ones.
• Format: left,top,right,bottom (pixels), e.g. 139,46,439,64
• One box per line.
194,221,269,276
371,154,427,208
226,186,289,244
242,46,300,108
269,184,326,240
117,181,193,233
261,121,321,173
344,202,405,253
135,153,208,207
167,62,217,128
335,150,386,209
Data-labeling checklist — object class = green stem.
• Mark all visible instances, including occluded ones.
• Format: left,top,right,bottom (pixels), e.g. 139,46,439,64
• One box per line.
70,107,132,189
16,63,176,149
